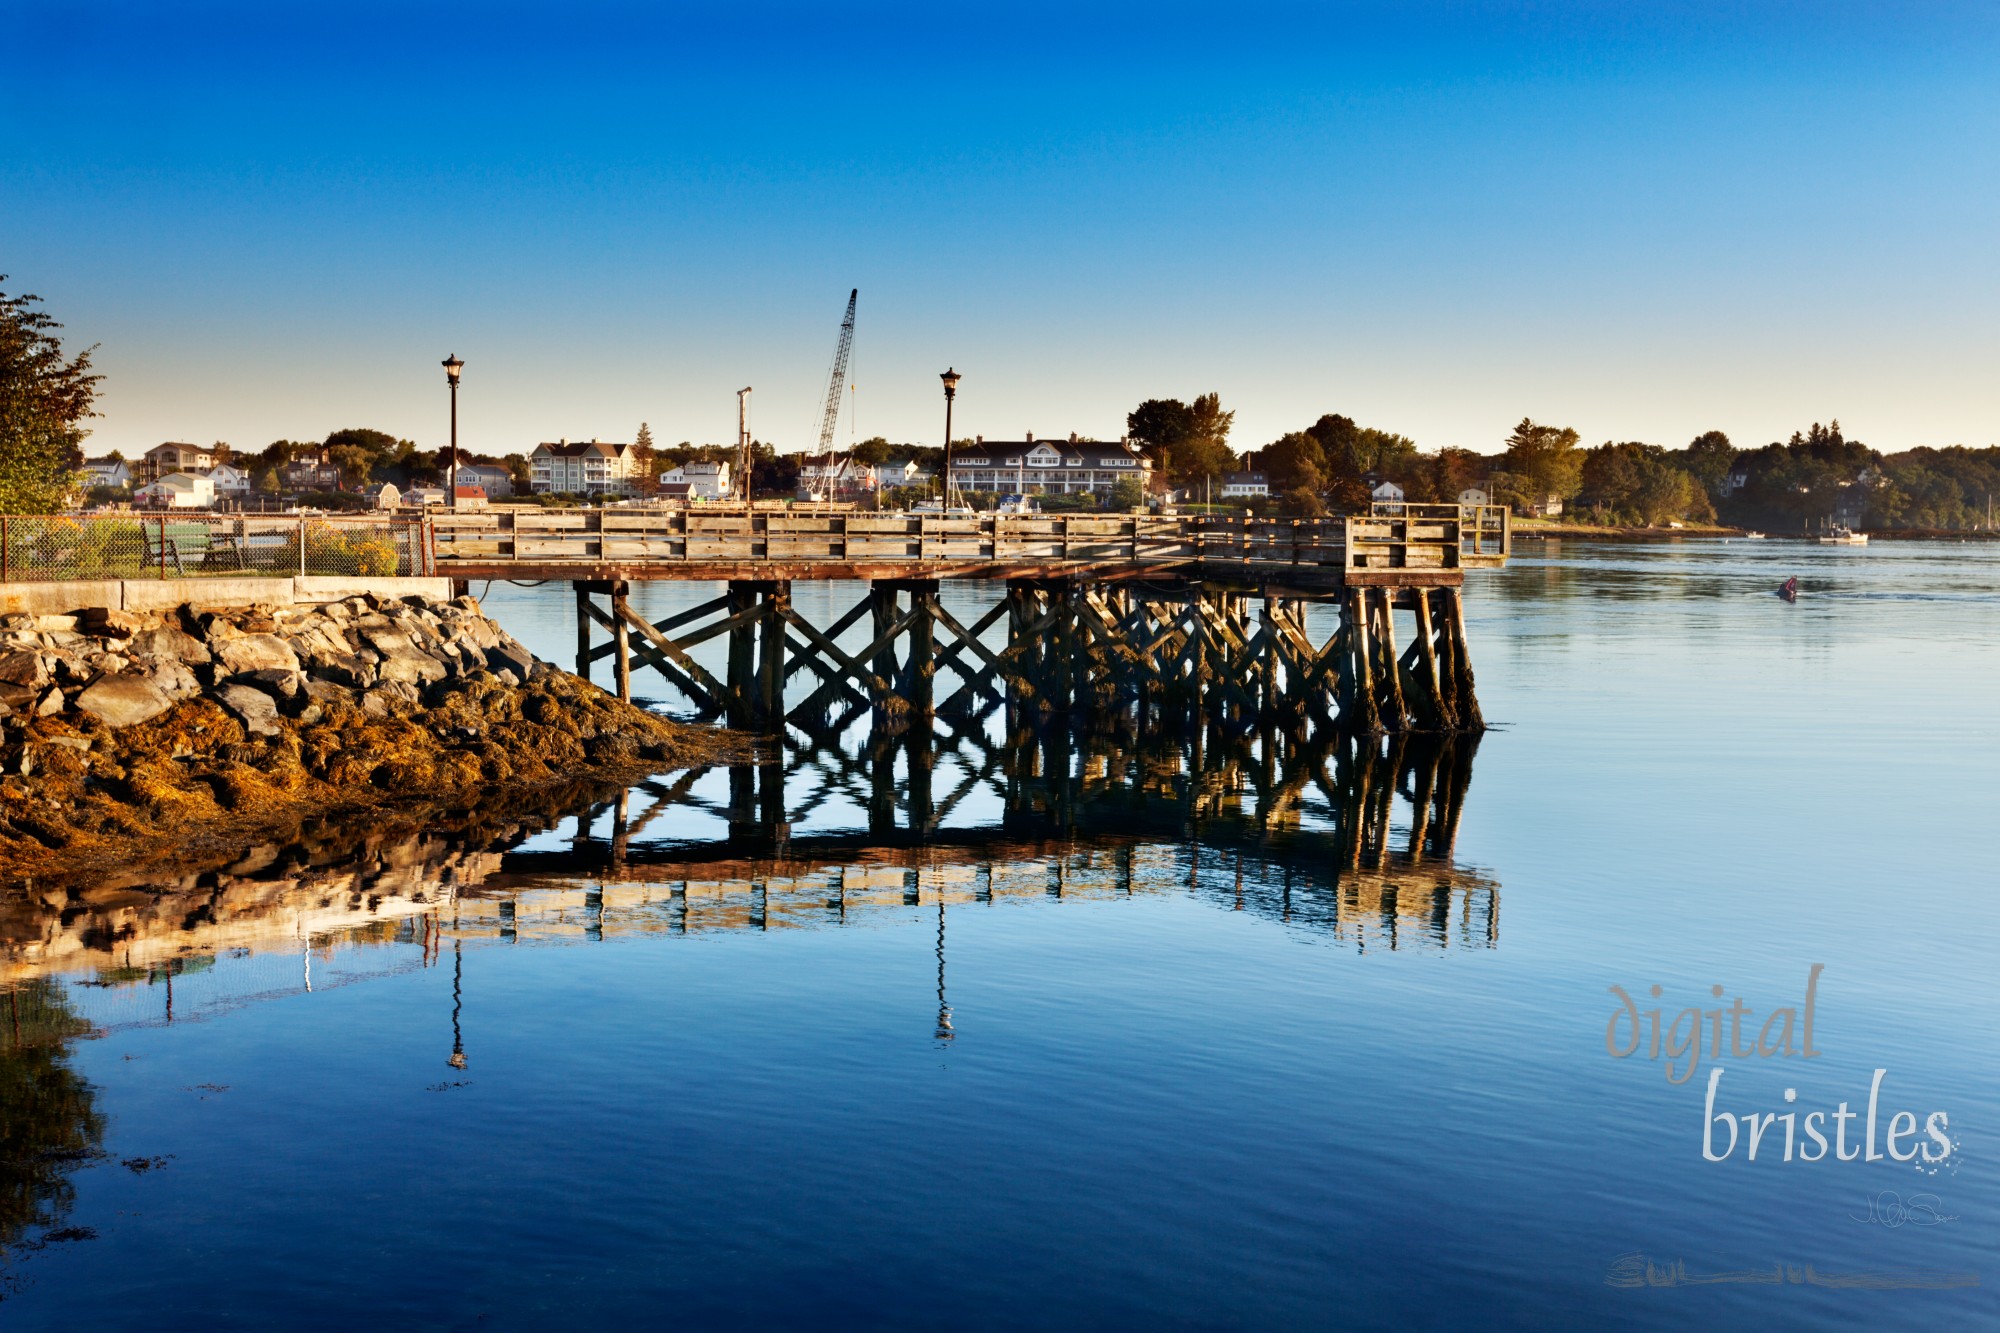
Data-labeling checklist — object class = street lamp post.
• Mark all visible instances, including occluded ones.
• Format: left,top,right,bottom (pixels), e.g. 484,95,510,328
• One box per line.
939,368,960,508
442,354,464,508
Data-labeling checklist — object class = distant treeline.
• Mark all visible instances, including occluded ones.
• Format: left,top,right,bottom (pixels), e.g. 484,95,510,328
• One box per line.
1128,397,1999,529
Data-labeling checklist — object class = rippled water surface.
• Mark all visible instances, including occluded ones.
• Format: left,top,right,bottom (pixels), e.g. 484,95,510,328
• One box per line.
2,539,1995,1329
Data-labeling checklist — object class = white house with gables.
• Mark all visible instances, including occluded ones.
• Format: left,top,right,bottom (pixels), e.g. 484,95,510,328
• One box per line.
205,463,253,498
83,458,132,489
946,434,1152,498
530,439,641,495
134,472,216,509
659,459,732,500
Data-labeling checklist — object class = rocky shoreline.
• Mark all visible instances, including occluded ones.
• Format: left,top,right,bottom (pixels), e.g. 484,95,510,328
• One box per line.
0,592,739,886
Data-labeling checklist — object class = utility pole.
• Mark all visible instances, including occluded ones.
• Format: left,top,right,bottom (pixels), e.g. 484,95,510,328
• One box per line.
737,387,752,504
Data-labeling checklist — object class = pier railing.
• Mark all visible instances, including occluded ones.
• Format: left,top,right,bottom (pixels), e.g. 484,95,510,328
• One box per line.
428,505,1509,581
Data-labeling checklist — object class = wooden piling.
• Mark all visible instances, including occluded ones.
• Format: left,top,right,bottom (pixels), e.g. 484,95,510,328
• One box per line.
611,582,632,703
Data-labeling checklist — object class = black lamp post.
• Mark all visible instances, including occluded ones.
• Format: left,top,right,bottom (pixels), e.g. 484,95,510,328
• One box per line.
939,368,960,506
442,354,464,508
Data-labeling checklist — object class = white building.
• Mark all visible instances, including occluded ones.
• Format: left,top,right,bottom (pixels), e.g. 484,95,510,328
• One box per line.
205,463,253,497
134,472,217,509
946,435,1153,498
1457,487,1490,507
530,439,641,495
83,458,132,489
659,459,733,500
458,462,514,497
1220,471,1269,499
142,442,215,483
796,453,862,499
1372,481,1406,503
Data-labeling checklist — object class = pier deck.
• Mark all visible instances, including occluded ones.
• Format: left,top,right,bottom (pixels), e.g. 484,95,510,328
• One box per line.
428,505,1510,588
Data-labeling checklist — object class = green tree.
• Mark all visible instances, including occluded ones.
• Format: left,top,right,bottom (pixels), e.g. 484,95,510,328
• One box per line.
1261,431,1327,492
1678,430,1736,500
851,435,893,465
1109,476,1146,509
1578,442,1714,525
0,278,99,512
326,444,375,485
631,422,659,496
1502,418,1585,507
1126,399,1197,459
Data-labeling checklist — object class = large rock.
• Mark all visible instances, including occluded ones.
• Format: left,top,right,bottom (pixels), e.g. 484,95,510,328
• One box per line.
215,683,283,738
214,633,300,677
76,673,174,728
484,639,535,680
0,650,47,690
127,626,212,665
238,668,303,702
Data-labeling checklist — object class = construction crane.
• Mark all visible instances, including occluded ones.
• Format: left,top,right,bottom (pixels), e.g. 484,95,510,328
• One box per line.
812,288,858,481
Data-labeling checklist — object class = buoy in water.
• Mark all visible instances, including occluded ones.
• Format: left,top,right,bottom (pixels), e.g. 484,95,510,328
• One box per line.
1778,576,1799,601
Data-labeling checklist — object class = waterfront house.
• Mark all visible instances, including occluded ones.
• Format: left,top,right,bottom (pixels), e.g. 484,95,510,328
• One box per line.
453,485,489,510
142,442,215,483
1220,471,1269,499
1457,487,1490,507
363,482,402,510
134,472,217,509
795,453,859,499
947,435,1153,498
1527,494,1564,518
281,451,342,491
458,461,515,497
83,458,132,489
530,439,640,495
1727,458,1754,493
659,460,732,500
1372,480,1406,504
205,463,253,498
404,486,448,506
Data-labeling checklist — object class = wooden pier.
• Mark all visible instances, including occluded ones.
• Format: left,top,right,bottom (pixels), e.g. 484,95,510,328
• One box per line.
431,504,1510,736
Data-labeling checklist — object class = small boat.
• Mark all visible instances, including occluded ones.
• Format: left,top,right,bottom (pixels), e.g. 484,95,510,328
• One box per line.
1778,577,1799,602
995,494,1041,516
1816,525,1868,546
1742,531,1766,540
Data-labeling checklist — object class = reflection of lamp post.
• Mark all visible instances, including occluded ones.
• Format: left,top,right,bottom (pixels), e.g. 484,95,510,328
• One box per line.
934,901,954,1041
447,939,468,1069
442,354,465,509
939,368,960,508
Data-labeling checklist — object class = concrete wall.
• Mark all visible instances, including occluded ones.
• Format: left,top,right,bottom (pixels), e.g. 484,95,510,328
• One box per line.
0,576,456,616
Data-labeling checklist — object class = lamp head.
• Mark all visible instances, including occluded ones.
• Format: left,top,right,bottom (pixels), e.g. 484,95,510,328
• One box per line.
442,354,465,385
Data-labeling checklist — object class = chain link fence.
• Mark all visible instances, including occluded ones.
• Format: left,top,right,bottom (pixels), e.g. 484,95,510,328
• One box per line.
0,513,434,582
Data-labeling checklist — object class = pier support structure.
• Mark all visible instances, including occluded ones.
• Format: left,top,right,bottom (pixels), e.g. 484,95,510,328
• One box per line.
572,575,1482,737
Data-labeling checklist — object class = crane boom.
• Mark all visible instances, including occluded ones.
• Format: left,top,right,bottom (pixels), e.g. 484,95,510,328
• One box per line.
815,289,857,457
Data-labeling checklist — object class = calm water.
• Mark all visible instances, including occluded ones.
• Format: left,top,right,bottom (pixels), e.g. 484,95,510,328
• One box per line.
2,539,1995,1329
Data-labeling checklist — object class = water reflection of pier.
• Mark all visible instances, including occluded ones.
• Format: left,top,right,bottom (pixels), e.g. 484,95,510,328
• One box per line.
1,726,1495,1027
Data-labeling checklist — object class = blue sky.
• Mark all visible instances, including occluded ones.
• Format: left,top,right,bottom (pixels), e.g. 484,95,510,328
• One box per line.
6,1,1997,459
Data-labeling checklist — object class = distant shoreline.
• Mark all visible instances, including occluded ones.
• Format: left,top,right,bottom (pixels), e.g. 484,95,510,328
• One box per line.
1512,523,2000,542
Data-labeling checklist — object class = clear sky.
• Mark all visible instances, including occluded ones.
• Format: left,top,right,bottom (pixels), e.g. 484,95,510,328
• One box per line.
6,1,1997,460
